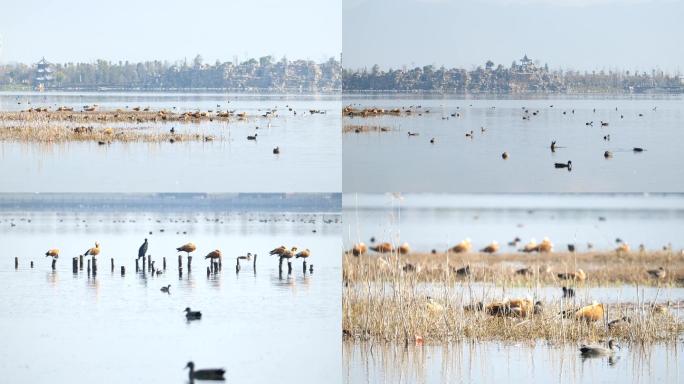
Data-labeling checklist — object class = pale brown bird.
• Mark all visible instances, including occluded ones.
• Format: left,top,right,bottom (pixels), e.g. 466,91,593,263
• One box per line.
615,243,630,253
296,248,310,259
280,247,298,259
574,302,605,322
370,242,393,253
537,237,553,253
520,239,538,253
352,243,367,256
84,242,100,257
450,239,472,253
398,242,411,255
480,241,499,254
176,242,197,257
270,245,286,256
45,249,59,259
205,249,222,260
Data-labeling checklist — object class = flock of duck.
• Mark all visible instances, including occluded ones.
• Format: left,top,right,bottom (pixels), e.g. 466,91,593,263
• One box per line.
37,238,314,381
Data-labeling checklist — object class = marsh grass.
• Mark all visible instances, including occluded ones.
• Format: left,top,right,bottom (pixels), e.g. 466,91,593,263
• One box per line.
0,109,248,124
342,251,684,343
0,124,213,143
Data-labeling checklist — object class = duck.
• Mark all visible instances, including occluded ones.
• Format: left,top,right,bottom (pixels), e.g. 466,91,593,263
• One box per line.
502,152,509,160
176,242,197,257
185,361,225,381
516,267,533,276
537,237,553,253
465,130,474,138
562,286,575,298
45,249,59,259
160,285,171,293
270,245,287,256
480,241,499,254
550,141,557,152
273,147,280,154
426,296,444,314
205,249,222,261
247,133,258,140
454,265,471,276
520,239,538,253
430,138,435,144
450,239,472,253
352,243,367,256
295,249,311,259
647,267,666,279
398,242,411,255
237,253,252,261
554,161,572,170
463,302,484,312
370,242,393,253
407,131,419,136
574,302,605,322
138,238,148,259
84,241,100,257
608,316,631,329
184,307,202,320
633,147,644,152
615,243,630,253
580,339,620,357
280,247,298,259
604,151,612,158
558,269,586,281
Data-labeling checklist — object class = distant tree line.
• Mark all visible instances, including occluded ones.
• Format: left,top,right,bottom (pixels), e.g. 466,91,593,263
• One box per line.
343,58,684,93
0,55,341,92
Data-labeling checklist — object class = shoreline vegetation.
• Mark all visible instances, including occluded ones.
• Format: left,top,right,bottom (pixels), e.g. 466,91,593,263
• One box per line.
342,250,684,343
343,56,684,94
0,55,341,92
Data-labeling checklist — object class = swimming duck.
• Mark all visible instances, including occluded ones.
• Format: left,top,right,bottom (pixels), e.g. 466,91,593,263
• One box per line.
554,161,572,170
247,133,258,140
604,151,612,158
273,147,280,154
502,152,509,160
580,339,620,357
633,147,644,152
185,361,225,381
184,308,202,320
550,141,557,152
160,285,171,293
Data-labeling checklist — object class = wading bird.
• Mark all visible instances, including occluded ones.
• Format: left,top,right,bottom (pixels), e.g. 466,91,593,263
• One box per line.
138,238,148,259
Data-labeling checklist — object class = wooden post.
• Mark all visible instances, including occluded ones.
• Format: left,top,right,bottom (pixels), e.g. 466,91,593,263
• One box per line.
178,255,182,269
142,255,146,271
121,266,125,276
163,257,166,270
303,260,307,274
179,267,183,278
79,255,83,270
213,261,218,273
279,256,284,273
110,258,114,272
52,259,56,270
135,259,139,272
30,261,34,269
151,261,155,275
287,260,292,275
188,256,192,272
253,254,257,271
14,257,18,269
92,257,97,274
206,266,210,277
87,259,91,276
236,259,241,273
218,258,222,271
147,255,151,271
309,264,314,274
72,257,78,273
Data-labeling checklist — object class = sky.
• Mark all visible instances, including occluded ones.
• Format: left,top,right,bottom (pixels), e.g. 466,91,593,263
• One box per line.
343,0,684,73
0,0,341,64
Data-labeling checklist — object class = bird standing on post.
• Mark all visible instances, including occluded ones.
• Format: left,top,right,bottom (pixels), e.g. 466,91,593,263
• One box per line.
138,238,148,259
84,242,100,257
45,249,60,259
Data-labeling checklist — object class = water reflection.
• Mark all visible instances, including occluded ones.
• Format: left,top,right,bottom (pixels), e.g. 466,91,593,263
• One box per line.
344,341,682,384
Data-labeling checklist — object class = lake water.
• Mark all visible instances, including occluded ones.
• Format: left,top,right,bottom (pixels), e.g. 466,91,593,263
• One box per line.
0,195,341,384
342,193,684,252
343,95,684,192
0,92,340,192
344,341,683,384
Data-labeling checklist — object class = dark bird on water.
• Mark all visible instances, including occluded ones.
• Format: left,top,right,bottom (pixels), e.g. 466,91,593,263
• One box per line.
567,244,575,252
185,361,225,381
550,141,557,152
247,133,258,140
160,284,171,293
184,307,202,320
502,152,509,160
138,238,148,259
633,147,644,152
408,131,419,136
555,161,572,170
604,151,612,158
273,147,280,154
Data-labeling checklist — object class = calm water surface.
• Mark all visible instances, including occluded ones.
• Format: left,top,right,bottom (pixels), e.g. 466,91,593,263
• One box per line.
0,92,340,192
343,95,684,192
344,341,683,384
343,194,684,252
0,204,341,384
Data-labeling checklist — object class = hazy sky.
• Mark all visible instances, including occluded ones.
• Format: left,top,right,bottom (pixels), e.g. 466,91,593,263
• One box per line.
0,0,341,64
344,0,683,72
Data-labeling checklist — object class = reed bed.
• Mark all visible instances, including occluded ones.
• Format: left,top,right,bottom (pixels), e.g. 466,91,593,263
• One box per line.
343,105,428,117
0,124,213,143
343,124,394,133
343,250,684,286
342,250,684,343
